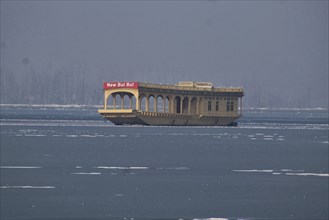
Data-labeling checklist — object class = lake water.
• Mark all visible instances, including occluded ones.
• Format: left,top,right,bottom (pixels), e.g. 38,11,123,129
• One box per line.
0,105,328,220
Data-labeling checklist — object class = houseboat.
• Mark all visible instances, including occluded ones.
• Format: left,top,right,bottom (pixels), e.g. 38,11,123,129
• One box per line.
98,81,244,126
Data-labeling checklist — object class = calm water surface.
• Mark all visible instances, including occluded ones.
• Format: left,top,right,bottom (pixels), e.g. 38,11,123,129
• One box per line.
1,105,328,220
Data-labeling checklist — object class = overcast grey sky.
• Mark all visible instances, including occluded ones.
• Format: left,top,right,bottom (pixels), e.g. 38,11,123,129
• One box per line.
1,1,328,107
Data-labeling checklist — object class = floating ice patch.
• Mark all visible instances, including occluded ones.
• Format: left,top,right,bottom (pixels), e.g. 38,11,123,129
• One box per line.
0,186,55,189
119,135,127,137
66,135,78,138
263,138,273,140
25,134,46,137
80,135,96,138
157,167,189,170
233,169,273,173
75,166,83,169
285,173,329,177
264,135,273,138
71,172,101,175
0,166,41,169
95,166,149,170
193,218,228,220
280,169,304,172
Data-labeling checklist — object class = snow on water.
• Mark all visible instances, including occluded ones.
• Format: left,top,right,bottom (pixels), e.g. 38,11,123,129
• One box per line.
1,119,328,131
71,172,101,175
285,173,329,177
95,166,149,170
156,167,189,170
233,169,274,173
193,218,229,220
0,103,102,109
233,169,328,177
0,186,55,189
280,169,304,172
0,166,41,169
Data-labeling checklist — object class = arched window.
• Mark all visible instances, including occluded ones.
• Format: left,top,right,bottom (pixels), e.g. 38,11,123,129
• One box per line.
139,95,146,111
165,97,170,113
182,97,189,114
174,96,181,114
148,95,155,112
157,95,164,112
190,97,198,115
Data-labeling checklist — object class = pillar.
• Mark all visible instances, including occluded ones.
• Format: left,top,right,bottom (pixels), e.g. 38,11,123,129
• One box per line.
240,97,242,115
180,98,183,114
104,93,107,110
188,97,191,115
113,95,116,109
129,96,133,109
121,95,124,109
146,96,149,112
169,97,174,114
137,96,141,111
154,97,157,112
163,98,166,113
196,98,199,115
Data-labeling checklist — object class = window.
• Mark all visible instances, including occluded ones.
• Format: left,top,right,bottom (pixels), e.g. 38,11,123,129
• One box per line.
215,101,219,111
226,98,234,112
208,101,212,111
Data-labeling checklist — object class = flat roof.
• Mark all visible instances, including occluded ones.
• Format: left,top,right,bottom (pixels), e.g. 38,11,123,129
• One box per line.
138,82,244,97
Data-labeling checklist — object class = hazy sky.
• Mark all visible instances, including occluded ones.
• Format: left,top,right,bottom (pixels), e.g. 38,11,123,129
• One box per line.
1,1,328,107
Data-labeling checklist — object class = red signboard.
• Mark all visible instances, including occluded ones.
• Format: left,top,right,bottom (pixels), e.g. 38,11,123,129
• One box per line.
103,81,139,90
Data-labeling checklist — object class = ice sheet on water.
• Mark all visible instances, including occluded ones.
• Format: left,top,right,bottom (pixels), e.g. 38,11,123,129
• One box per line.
233,169,273,173
233,169,328,177
156,167,189,170
280,169,304,172
71,172,101,175
285,173,329,177
0,185,55,189
95,166,149,170
193,218,229,220
0,166,41,169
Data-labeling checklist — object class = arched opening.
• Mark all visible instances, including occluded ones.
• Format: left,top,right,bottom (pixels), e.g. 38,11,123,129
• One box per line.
139,95,146,111
165,97,170,113
174,96,181,114
157,95,164,113
106,95,114,109
122,94,129,109
128,95,137,110
182,97,189,114
148,95,155,112
190,97,198,115
113,94,120,109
